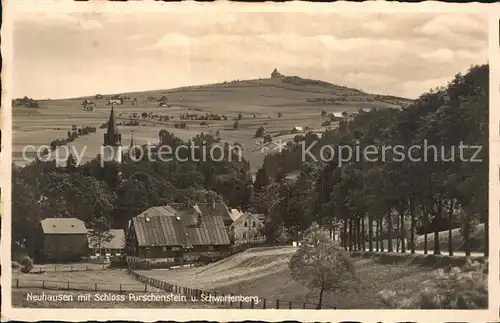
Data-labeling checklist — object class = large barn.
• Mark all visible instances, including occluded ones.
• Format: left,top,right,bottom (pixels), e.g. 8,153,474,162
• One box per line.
38,218,88,262
126,205,231,261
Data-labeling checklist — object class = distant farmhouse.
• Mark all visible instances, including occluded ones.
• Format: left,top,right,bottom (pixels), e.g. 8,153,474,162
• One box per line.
290,126,304,134
229,212,265,244
82,99,95,111
126,204,231,261
107,99,123,105
331,112,344,119
38,218,88,262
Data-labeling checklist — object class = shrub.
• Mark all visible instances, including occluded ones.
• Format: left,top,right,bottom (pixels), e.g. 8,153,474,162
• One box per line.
378,258,487,309
20,256,34,273
12,261,21,269
255,126,265,138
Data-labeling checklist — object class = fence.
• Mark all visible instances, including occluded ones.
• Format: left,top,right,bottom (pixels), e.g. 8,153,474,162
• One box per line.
126,268,335,309
13,263,110,274
12,278,160,293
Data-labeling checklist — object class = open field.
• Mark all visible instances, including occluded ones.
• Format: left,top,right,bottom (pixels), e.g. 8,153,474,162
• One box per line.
13,76,409,172
12,269,157,291
136,246,451,309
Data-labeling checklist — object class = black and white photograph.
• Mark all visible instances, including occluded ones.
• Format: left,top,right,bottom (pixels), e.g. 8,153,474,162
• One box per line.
1,2,497,321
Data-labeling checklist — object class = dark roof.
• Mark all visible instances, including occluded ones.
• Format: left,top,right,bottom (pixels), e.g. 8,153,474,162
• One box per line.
131,206,231,247
132,216,185,247
40,218,87,234
196,202,232,223
87,229,125,250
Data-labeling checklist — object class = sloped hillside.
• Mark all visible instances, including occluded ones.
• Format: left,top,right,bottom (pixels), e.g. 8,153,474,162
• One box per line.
138,246,439,309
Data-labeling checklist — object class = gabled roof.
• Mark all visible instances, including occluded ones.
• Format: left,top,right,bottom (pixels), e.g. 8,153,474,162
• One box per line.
87,229,125,250
132,216,185,247
131,210,230,247
332,112,344,118
40,218,87,234
291,126,304,132
196,202,232,223
230,209,243,222
230,212,264,228
136,205,180,218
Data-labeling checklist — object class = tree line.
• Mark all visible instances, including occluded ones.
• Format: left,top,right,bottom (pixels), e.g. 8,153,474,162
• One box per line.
251,64,488,257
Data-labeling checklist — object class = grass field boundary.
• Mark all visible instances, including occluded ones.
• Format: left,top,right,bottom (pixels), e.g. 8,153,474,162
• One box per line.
348,251,487,269
126,267,336,309
12,278,153,293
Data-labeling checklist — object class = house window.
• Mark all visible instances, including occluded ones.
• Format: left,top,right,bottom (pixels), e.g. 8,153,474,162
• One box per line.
243,232,247,239
244,221,248,227
252,221,256,227
162,247,167,252
172,247,180,251
146,247,150,253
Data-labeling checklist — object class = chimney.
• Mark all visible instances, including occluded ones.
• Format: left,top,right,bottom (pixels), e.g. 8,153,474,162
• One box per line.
212,200,216,210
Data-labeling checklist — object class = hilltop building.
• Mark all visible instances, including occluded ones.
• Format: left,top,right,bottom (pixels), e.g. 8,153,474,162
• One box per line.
103,106,122,163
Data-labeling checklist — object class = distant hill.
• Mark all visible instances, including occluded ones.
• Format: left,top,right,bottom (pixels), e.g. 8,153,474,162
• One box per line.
70,72,413,111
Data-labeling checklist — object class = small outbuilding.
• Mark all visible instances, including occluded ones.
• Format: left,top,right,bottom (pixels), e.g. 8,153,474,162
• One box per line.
87,229,125,257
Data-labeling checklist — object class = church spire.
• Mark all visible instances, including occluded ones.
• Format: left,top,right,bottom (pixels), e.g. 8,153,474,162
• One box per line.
107,106,118,135
104,106,121,147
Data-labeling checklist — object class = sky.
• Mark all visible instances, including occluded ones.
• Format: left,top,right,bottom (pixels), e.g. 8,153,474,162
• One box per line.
12,11,488,100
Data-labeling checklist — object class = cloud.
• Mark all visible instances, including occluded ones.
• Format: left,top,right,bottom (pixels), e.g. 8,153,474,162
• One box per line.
13,11,488,100
140,33,191,50
79,20,102,30
420,48,455,63
127,34,153,41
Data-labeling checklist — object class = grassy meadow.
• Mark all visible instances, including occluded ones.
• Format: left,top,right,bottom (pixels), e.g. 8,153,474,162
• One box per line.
13,76,409,172
136,246,462,309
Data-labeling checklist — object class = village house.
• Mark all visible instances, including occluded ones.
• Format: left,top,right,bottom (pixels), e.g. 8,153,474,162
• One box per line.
87,229,125,258
37,218,88,262
126,205,231,261
107,99,123,105
331,112,344,120
290,126,304,134
229,212,265,244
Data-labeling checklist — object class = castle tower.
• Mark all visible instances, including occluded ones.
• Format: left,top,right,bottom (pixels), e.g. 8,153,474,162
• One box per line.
103,106,122,163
